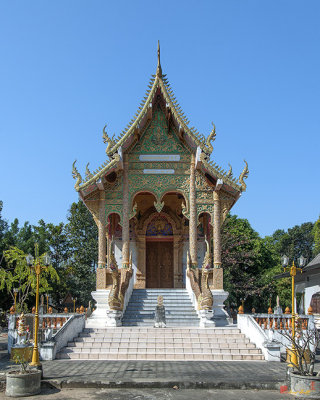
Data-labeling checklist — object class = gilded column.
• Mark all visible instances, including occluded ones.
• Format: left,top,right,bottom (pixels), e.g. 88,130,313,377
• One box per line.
189,153,197,268
96,196,107,290
213,190,221,268
97,198,106,268
211,189,224,289
173,237,180,288
122,154,130,268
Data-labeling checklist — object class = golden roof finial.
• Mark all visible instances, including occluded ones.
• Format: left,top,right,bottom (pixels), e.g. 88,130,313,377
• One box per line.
157,40,162,77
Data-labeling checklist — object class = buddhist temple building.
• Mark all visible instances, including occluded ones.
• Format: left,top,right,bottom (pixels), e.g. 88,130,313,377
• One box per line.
72,43,249,328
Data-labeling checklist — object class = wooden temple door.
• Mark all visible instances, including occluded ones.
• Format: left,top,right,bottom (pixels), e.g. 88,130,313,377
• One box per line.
146,241,173,288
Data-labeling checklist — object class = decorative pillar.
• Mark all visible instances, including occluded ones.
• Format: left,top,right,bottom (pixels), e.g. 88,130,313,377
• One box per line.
189,154,198,268
213,190,221,268
122,154,130,268
96,195,107,290
212,189,223,290
97,198,106,268
134,235,146,288
173,237,180,288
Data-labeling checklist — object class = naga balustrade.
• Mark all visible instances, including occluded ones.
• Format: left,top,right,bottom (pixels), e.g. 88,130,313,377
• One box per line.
253,314,310,331
11,306,89,344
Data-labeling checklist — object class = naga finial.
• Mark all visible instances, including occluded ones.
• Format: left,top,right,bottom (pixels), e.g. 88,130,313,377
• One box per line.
85,163,93,180
156,40,162,77
102,124,108,144
206,122,216,154
109,236,118,271
202,236,212,270
129,251,133,271
187,250,191,270
226,163,233,178
103,125,117,157
72,160,82,191
239,160,249,192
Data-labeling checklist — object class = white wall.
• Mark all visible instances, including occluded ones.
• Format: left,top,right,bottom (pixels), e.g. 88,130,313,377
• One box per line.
305,273,320,313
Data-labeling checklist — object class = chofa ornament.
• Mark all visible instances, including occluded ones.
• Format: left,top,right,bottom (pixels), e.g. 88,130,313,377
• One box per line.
239,160,249,192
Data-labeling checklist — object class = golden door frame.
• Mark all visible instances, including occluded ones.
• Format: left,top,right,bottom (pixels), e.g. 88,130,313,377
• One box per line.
134,211,184,289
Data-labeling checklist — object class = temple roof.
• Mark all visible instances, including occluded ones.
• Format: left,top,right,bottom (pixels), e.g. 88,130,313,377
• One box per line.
72,43,249,194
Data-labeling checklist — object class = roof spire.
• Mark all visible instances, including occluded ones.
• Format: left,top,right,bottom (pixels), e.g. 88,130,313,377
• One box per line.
157,40,162,77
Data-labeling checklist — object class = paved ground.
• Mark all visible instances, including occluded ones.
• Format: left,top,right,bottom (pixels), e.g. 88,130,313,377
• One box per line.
0,387,295,399
42,360,288,389
0,356,289,390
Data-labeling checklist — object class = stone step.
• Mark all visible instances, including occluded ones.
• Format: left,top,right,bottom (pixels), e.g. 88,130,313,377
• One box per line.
122,288,200,327
126,302,195,307
82,327,241,334
122,320,200,324
68,341,256,349
122,323,200,327
126,302,195,311
58,322,264,362
123,310,198,315
80,332,244,337
130,288,188,294
79,328,246,341
127,297,193,301
74,338,250,347
56,352,264,361
60,347,261,355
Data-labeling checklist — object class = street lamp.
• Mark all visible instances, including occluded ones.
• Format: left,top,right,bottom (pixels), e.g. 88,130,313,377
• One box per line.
26,244,51,368
281,254,306,367
72,297,77,313
13,288,19,312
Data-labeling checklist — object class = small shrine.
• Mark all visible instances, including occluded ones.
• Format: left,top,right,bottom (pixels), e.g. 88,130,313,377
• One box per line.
72,43,248,327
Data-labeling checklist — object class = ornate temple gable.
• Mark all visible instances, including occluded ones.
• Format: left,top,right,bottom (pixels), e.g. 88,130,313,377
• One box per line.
127,104,191,212
73,43,248,202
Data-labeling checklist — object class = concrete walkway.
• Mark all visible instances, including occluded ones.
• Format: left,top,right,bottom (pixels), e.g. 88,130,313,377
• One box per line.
0,355,289,391
0,387,295,399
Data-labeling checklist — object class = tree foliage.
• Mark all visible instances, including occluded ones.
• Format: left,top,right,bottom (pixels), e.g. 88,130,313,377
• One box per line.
222,214,274,312
63,201,97,307
0,246,59,312
312,216,320,257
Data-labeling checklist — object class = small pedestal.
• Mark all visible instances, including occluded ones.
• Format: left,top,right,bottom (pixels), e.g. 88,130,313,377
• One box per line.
211,290,232,326
86,290,110,328
199,310,215,327
154,305,166,328
106,310,122,327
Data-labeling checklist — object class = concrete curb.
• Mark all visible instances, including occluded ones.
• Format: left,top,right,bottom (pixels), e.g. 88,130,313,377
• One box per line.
42,378,286,391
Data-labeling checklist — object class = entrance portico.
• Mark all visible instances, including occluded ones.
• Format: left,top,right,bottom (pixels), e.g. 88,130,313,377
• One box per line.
72,44,249,327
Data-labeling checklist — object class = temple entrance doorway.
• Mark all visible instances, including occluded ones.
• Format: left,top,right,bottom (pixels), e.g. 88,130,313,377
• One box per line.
146,240,174,288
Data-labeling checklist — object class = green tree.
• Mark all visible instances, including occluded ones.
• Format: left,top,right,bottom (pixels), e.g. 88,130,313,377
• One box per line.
0,201,8,264
64,201,98,307
221,214,274,312
44,222,69,307
0,246,59,312
312,216,320,257
271,223,314,264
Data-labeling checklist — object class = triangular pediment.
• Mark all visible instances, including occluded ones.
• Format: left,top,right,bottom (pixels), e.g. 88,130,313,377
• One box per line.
130,103,190,156
73,44,247,196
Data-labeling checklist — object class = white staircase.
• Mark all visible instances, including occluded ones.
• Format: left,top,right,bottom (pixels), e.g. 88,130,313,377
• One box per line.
56,327,264,361
122,289,200,327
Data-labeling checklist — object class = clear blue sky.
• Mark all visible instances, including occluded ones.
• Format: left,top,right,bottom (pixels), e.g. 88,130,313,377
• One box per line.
0,1,319,238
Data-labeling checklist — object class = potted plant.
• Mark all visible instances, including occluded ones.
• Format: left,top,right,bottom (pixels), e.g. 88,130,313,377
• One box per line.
6,346,41,397
278,316,320,398
6,314,41,398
